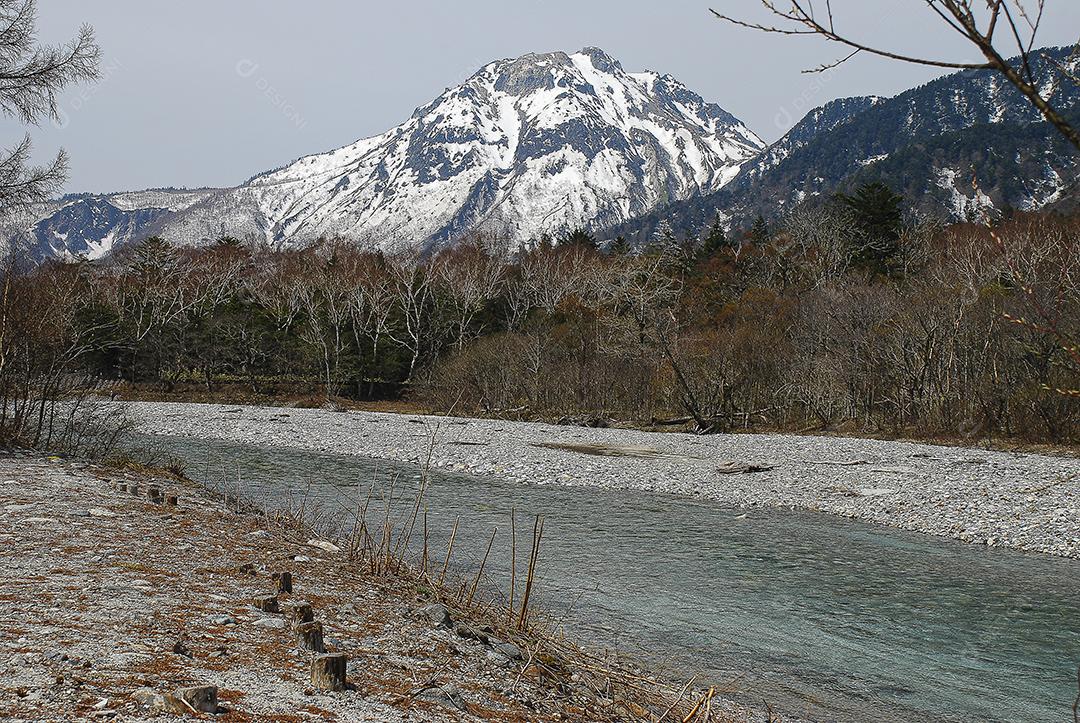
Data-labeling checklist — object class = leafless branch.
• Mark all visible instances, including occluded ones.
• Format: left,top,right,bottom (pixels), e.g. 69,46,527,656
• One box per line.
711,0,1080,151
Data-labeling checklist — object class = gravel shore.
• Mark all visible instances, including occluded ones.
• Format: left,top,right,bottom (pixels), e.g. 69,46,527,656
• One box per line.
2,453,714,722
126,401,1080,559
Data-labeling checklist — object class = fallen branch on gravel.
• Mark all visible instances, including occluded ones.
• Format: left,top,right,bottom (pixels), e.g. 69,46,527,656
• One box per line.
656,676,698,721
716,461,776,474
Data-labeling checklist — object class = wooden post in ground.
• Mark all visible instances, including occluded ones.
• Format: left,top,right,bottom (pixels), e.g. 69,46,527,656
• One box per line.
310,654,347,691
274,571,293,594
287,601,314,629
253,595,279,613
296,621,325,652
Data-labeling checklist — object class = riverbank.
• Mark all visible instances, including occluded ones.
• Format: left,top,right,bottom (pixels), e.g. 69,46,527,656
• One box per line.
0,451,745,722
125,401,1080,559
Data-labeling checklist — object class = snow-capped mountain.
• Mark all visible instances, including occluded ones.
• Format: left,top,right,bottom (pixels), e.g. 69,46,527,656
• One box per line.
604,45,1080,243
21,47,763,259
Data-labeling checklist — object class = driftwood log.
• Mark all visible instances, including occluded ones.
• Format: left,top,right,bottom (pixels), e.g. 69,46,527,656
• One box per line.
310,653,347,691
716,461,776,475
296,621,325,652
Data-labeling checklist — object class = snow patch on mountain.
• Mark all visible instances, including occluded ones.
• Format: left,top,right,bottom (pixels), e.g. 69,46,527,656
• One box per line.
35,47,762,257
936,168,995,219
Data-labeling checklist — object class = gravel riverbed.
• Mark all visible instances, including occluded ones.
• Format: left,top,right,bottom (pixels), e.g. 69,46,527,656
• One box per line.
126,401,1080,559
3,454,717,722
0,456,532,721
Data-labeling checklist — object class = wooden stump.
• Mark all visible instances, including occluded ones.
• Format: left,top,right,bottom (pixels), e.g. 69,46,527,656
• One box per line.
116,483,128,493
273,571,293,594
287,602,314,629
253,595,279,613
128,483,139,496
296,621,325,652
165,494,178,507
310,653,347,692
148,486,163,504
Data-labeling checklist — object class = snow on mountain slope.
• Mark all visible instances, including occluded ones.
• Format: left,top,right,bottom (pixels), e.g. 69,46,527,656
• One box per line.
602,46,1080,244
187,47,761,249
19,48,763,258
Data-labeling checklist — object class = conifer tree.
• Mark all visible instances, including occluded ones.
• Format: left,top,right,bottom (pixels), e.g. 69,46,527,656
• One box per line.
608,235,631,256
749,214,769,242
0,1,99,213
837,181,905,275
700,212,729,258
561,227,598,251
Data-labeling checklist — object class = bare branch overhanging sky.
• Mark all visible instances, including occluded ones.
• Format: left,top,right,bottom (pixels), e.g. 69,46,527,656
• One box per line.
9,1,1080,193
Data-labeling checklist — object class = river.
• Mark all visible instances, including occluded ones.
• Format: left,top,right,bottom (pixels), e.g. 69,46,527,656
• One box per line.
137,433,1080,723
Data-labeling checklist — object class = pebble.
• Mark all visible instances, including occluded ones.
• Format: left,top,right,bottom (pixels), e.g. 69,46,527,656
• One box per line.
416,604,452,630
494,640,523,661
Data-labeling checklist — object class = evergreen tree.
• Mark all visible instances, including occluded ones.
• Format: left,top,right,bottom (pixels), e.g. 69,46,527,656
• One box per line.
749,214,769,242
607,235,631,256
837,181,905,275
216,235,243,249
561,227,598,251
128,236,175,275
700,213,729,258
839,181,904,241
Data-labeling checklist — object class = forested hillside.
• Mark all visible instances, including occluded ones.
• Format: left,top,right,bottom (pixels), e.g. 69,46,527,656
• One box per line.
5,194,1078,445
606,47,1080,245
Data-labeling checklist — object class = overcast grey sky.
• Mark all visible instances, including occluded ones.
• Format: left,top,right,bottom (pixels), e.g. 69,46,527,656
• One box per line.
10,1,1080,193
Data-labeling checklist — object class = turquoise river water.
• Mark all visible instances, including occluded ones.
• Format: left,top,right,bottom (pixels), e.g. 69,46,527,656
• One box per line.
139,433,1080,723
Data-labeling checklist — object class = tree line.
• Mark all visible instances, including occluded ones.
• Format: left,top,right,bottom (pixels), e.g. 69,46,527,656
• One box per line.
2,186,1078,445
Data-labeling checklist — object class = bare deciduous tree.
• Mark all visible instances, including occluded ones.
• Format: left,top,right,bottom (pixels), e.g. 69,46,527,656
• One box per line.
432,235,508,349
711,1,1080,150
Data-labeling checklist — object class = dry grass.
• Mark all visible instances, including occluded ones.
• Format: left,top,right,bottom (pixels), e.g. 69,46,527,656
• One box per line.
0,443,776,722
176,435,757,723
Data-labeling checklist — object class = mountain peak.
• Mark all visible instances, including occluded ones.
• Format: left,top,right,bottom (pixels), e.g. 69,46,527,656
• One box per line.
20,48,764,258
574,47,624,74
